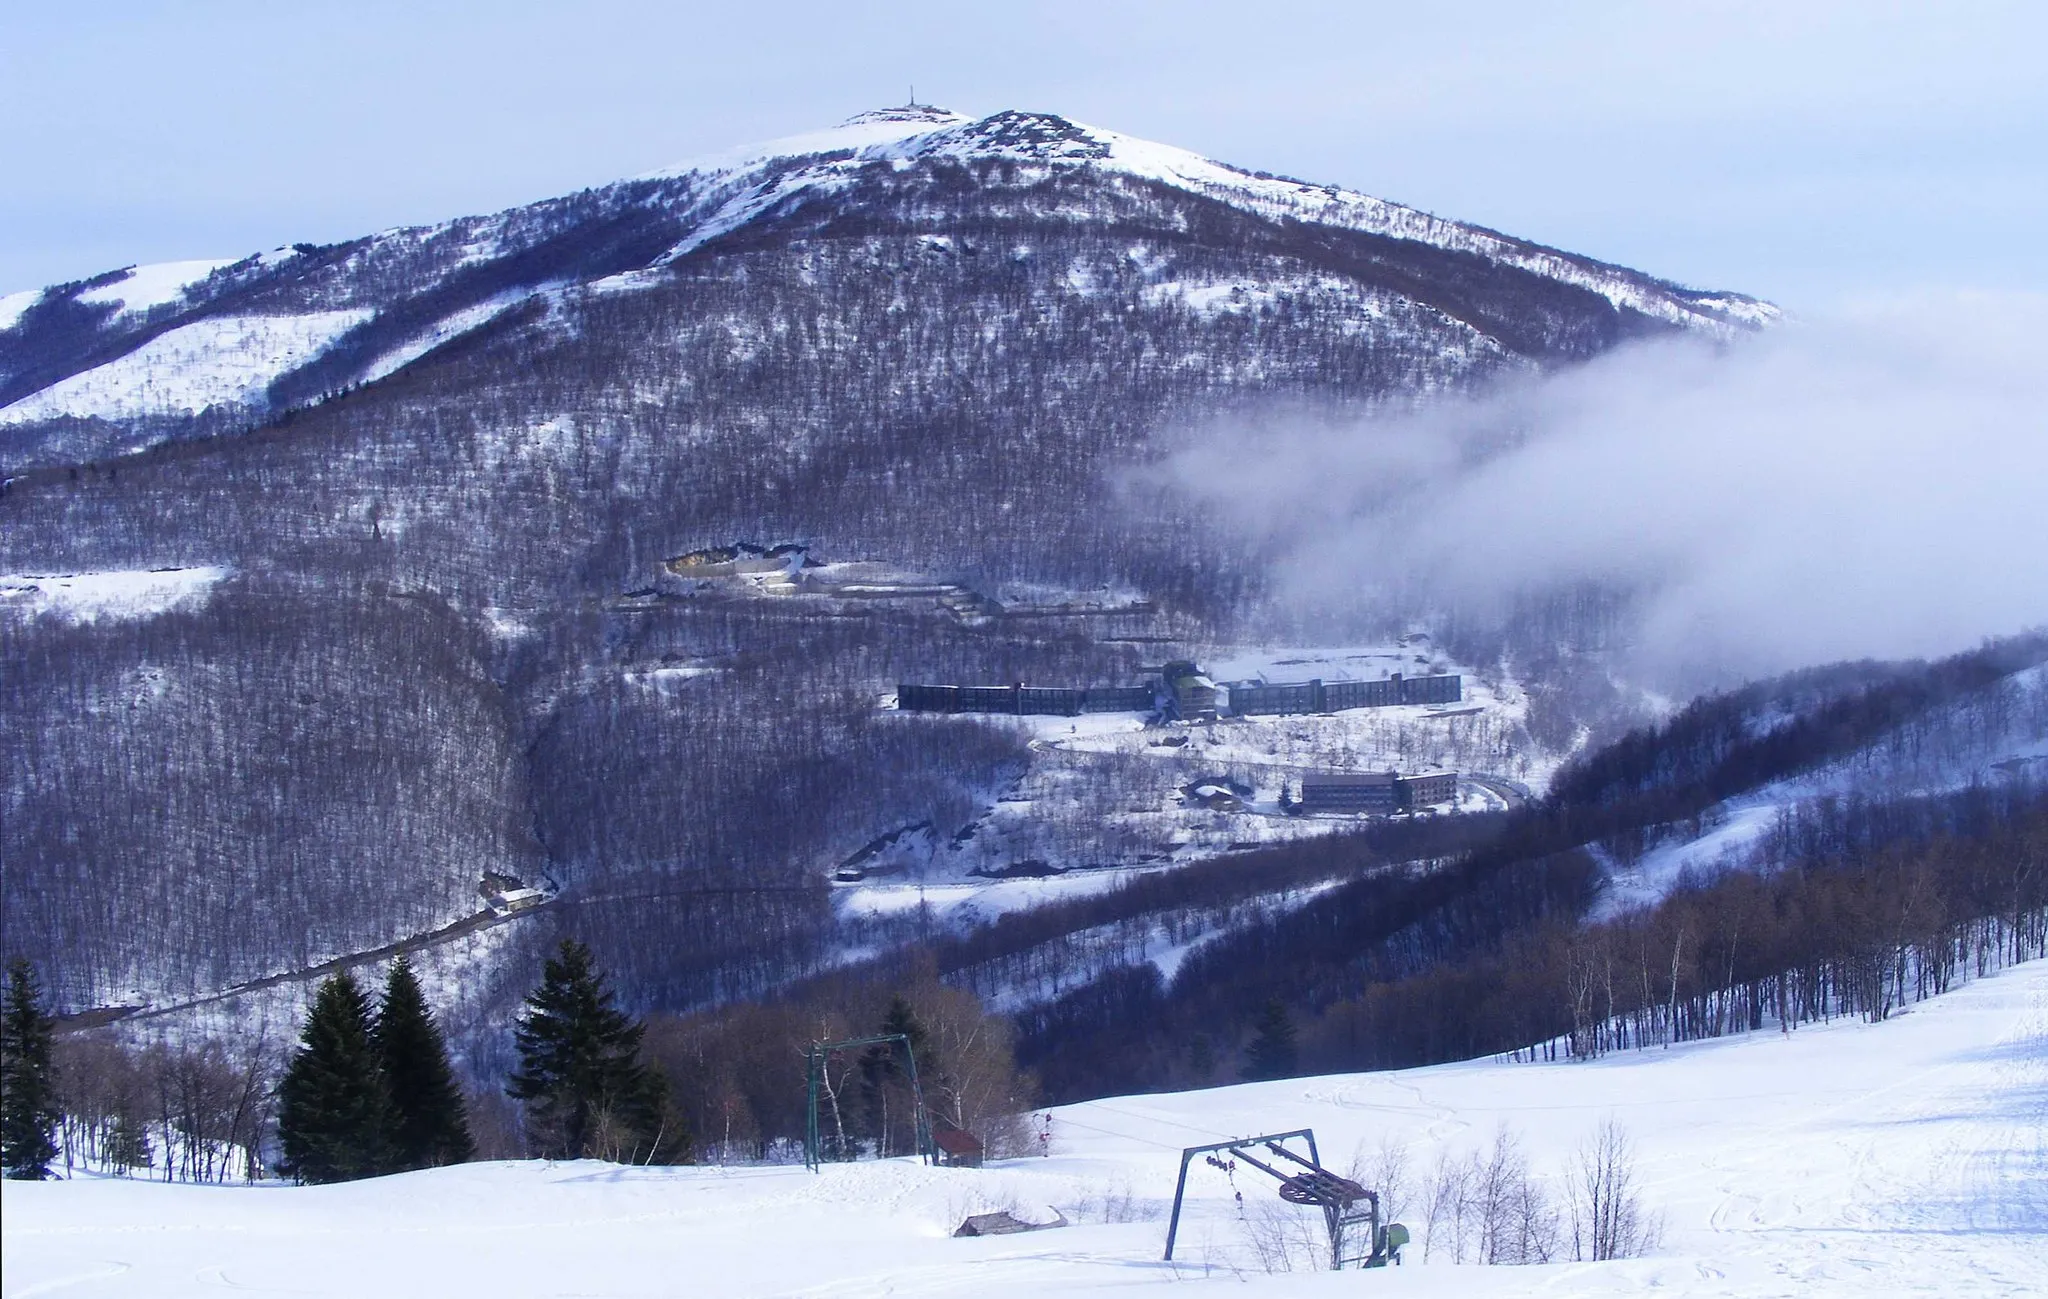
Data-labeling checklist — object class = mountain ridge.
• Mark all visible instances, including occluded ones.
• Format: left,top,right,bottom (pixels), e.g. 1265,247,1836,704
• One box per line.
0,105,1773,467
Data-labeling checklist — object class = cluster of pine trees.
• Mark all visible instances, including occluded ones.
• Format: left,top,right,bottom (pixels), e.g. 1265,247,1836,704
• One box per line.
280,941,688,1181
3,939,694,1186
275,957,473,1183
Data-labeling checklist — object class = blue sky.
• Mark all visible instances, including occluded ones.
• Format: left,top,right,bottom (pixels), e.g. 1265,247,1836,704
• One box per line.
3,1,2042,309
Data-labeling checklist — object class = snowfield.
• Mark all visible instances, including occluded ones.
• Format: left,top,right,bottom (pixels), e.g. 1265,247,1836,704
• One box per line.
0,287,43,331
0,311,370,426
0,566,228,623
73,259,240,321
7,960,2042,1297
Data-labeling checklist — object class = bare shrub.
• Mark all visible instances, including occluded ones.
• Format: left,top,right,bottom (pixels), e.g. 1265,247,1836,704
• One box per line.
1474,1126,1560,1264
1073,1172,1152,1223
1421,1143,1475,1262
1565,1120,1664,1261
1347,1134,1413,1226
1419,1125,1560,1264
1239,1199,1327,1273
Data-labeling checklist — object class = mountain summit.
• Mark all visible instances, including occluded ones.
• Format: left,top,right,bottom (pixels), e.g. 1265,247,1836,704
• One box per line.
0,106,1770,468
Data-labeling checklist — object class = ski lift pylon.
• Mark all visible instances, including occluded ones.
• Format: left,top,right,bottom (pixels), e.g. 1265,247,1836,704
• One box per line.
1162,1128,1406,1270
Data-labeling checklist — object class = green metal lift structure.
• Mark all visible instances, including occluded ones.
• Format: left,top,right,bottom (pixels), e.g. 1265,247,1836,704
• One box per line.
803,1033,934,1172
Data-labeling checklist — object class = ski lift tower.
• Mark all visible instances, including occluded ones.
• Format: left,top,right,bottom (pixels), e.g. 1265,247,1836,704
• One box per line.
802,1033,935,1171
1163,1129,1407,1270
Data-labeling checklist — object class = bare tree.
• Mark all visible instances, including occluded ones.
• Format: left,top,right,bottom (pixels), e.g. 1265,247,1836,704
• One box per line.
1565,1120,1662,1261
1347,1134,1413,1228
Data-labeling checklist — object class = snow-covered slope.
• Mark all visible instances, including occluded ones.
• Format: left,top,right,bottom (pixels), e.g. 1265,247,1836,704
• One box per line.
0,311,369,427
6,959,2041,1297
0,107,1788,1024
0,289,41,332
74,259,243,322
0,105,1772,464
1598,662,2048,917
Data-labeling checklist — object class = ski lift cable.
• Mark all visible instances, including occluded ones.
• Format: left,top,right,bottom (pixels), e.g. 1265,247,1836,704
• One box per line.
1080,1100,1239,1141
1043,1114,1184,1152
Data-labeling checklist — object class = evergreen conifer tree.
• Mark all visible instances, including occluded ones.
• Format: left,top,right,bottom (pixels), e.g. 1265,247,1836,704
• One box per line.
373,957,474,1170
508,940,683,1163
108,1112,153,1175
1240,999,1299,1082
1,959,61,1180
276,972,393,1183
878,996,930,1061
859,995,930,1157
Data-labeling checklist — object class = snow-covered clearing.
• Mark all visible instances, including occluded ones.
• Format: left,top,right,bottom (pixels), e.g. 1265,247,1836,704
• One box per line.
0,287,42,330
837,865,1149,925
358,286,555,384
74,259,239,320
0,567,228,623
9,958,2042,1297
0,311,370,425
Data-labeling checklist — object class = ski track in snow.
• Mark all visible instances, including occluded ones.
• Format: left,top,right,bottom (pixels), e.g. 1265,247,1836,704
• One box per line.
6,960,2043,1297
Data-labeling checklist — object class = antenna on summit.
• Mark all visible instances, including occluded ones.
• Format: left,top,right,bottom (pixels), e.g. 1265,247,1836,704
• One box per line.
909,84,917,108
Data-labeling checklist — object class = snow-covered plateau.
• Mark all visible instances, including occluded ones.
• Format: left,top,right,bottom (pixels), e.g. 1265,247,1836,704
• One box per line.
7,957,2042,1298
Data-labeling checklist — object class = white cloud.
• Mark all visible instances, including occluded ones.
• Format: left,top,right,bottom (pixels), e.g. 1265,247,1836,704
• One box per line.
1157,292,2048,683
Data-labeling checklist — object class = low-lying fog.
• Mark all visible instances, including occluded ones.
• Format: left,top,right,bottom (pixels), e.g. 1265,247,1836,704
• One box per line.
1156,290,2048,686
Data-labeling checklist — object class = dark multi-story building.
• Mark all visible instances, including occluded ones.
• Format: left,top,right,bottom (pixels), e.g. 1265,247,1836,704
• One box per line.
1298,770,1399,813
898,663,1459,721
1395,771,1459,809
896,681,1158,717
1082,685,1158,712
1226,679,1324,715
1227,672,1461,717
1297,769,1458,814
1396,673,1464,706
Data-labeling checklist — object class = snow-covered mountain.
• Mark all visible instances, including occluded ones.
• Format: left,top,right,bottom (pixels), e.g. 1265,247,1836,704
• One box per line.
0,105,1771,467
2,105,1797,1032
